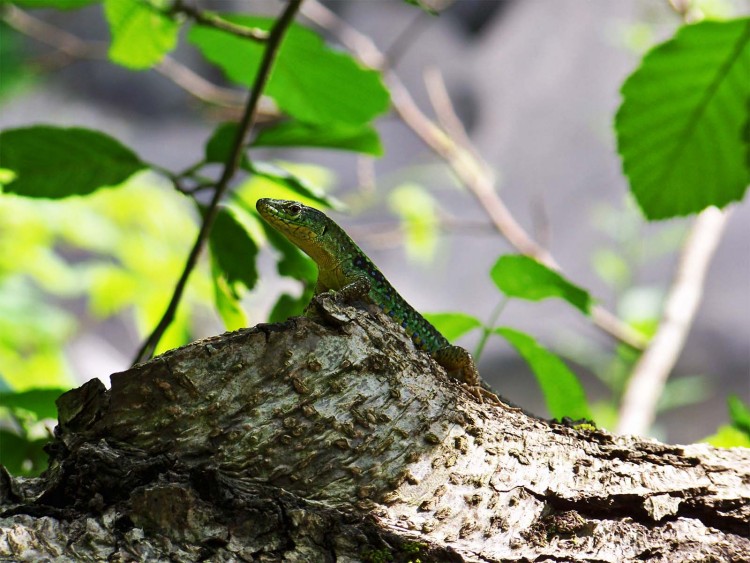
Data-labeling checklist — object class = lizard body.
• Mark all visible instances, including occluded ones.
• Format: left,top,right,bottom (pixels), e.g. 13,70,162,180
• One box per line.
256,198,493,401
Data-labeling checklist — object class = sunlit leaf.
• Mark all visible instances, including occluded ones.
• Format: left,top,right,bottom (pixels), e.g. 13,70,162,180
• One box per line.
388,183,439,263
104,0,179,69
211,254,248,331
491,255,592,314
615,18,750,219
0,388,67,420
702,424,750,448
188,16,390,126
496,327,592,421
253,120,383,155
422,312,481,342
247,161,341,210
0,126,146,198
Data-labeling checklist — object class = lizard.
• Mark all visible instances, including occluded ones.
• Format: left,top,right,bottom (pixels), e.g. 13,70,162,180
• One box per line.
256,197,499,404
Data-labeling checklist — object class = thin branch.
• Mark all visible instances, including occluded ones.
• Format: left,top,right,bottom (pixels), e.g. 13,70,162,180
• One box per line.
301,0,648,350
616,210,732,434
155,57,245,107
133,0,305,365
3,4,245,108
170,0,269,42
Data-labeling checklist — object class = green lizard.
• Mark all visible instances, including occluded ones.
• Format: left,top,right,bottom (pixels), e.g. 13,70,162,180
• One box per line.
256,198,497,403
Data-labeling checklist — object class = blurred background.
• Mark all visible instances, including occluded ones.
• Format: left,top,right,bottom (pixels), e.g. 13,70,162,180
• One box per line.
1,0,748,452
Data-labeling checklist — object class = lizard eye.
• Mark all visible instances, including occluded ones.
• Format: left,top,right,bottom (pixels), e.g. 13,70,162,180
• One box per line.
287,203,302,216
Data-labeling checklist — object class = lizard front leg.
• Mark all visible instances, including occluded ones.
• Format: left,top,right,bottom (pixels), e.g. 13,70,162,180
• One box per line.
432,345,501,405
307,275,372,314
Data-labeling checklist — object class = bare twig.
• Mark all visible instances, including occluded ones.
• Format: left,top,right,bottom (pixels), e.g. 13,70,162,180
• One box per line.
3,4,245,108
170,0,269,42
301,0,648,350
133,0,305,364
616,208,731,435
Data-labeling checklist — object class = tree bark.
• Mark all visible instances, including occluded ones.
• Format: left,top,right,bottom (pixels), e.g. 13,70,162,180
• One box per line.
1,299,748,562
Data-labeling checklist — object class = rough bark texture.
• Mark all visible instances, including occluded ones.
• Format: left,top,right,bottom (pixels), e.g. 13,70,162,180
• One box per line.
1,299,748,562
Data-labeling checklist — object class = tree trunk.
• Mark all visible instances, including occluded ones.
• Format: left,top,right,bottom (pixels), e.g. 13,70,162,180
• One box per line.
1,299,748,562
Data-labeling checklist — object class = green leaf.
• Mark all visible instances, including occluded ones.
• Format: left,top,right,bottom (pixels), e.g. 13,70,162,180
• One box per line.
247,161,341,210
253,120,383,156
3,0,99,9
268,289,313,323
702,424,750,448
727,394,750,434
205,122,240,164
0,430,49,477
210,254,248,331
104,0,179,69
656,375,710,413
0,388,67,420
402,0,439,15
0,126,146,198
208,205,259,293
188,16,390,126
388,183,439,263
261,222,318,283
615,18,750,220
490,255,592,315
422,312,482,342
496,327,592,421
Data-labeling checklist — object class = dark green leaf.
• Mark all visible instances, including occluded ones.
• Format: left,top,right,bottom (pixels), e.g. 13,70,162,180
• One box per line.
253,120,383,156
0,430,49,477
0,388,67,420
490,255,592,314
422,312,481,342
0,22,31,101
496,327,591,421
616,18,750,219
210,254,248,331
0,126,146,198
262,222,318,283
3,0,98,9
268,289,313,323
247,161,341,210
728,394,750,435
188,16,390,126
104,0,179,69
205,122,239,163
208,205,259,292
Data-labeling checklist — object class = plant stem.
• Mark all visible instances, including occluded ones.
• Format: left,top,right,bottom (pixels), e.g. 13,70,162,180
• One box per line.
473,298,508,362
132,0,304,366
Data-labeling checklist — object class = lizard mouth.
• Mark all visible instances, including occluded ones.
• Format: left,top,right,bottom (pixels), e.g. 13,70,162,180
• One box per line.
256,198,288,224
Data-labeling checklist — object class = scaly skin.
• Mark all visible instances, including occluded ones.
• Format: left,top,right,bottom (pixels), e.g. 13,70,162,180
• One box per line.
257,198,496,402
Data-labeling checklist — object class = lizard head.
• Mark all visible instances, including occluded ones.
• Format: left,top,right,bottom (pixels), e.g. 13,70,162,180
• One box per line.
256,198,340,266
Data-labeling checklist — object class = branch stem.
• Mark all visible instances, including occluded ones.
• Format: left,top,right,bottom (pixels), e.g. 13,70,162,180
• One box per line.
132,0,304,365
616,207,731,435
